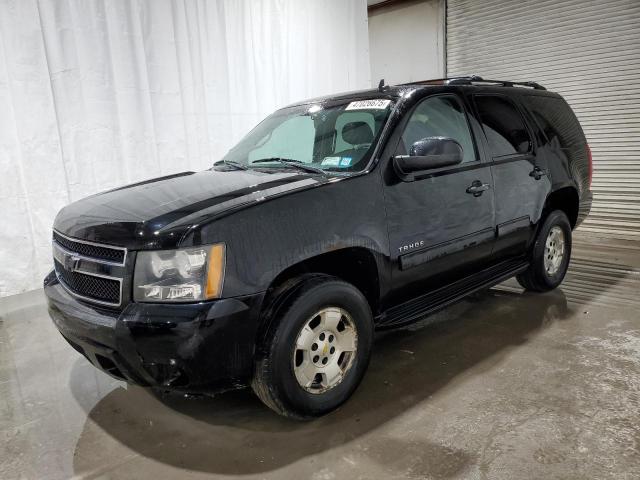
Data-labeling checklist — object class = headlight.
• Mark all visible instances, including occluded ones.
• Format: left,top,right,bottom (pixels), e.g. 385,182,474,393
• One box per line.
133,244,225,302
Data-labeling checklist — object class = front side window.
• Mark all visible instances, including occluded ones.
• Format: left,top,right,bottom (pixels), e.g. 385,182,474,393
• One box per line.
399,95,477,163
475,95,532,157
224,99,394,173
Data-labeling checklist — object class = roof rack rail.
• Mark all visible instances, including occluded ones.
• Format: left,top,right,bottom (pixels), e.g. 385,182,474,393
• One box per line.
400,75,546,90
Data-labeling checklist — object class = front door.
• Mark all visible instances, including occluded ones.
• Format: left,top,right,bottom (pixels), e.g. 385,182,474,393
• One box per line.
383,93,496,303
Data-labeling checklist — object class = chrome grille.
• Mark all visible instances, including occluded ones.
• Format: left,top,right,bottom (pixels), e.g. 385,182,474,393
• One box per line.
54,260,121,303
52,231,126,265
52,231,127,307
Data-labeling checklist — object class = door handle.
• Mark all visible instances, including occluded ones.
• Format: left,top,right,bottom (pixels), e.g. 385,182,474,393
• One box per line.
466,180,491,197
529,166,549,180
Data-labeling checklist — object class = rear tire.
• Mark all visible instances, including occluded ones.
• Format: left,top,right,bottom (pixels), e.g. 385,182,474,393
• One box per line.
252,275,373,419
517,210,572,292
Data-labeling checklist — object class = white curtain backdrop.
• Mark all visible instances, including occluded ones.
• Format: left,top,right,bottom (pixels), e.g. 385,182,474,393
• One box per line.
0,0,370,297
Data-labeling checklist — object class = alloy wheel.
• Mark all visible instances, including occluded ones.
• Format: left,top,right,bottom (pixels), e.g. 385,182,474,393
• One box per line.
292,307,358,394
544,226,565,275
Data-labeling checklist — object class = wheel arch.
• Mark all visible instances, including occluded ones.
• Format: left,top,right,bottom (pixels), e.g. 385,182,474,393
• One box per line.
544,185,580,228
264,247,382,314
252,247,381,360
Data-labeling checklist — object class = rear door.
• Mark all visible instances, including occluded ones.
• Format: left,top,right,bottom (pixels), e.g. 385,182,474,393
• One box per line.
383,93,496,303
471,93,551,259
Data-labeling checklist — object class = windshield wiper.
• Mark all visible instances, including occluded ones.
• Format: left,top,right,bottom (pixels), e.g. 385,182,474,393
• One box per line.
251,157,326,175
214,159,249,171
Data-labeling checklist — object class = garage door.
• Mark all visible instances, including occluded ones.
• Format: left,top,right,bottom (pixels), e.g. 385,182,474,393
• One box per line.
447,0,640,240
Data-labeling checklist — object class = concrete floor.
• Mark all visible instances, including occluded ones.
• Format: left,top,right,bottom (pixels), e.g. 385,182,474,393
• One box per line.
1,237,640,479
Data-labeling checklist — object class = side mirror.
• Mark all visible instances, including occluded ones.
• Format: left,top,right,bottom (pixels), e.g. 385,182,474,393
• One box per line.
393,137,463,181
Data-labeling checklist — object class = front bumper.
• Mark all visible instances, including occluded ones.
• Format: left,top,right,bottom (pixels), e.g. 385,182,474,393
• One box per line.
44,271,265,392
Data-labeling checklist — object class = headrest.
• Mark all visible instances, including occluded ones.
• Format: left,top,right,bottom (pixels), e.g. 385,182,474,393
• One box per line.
342,121,373,145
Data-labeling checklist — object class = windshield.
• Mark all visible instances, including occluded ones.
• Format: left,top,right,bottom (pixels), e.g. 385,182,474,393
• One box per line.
222,99,394,173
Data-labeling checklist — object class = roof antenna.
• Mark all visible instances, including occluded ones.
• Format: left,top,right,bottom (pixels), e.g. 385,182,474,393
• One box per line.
378,78,386,92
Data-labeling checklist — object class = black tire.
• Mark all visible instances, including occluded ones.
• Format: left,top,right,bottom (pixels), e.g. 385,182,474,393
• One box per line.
517,210,572,292
252,275,373,419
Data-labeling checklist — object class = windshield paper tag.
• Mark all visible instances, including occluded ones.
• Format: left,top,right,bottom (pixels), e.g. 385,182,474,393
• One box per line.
345,99,391,110
321,156,341,166
321,156,353,168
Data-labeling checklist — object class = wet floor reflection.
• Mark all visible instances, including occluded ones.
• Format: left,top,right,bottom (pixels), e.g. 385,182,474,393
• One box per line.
497,252,640,309
2,240,639,479
70,288,571,476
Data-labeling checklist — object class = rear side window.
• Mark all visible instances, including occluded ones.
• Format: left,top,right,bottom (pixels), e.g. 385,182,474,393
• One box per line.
475,95,532,157
523,95,585,148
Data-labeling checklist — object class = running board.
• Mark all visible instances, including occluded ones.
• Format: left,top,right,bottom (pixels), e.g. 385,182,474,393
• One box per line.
376,258,529,329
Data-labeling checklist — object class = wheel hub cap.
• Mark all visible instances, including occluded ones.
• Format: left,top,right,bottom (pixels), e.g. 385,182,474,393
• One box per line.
544,226,565,276
293,307,357,394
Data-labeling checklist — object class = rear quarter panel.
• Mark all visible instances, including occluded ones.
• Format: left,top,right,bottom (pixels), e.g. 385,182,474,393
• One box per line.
520,91,592,225
521,93,590,190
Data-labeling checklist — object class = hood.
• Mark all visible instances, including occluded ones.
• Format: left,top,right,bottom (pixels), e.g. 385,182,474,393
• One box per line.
54,168,327,249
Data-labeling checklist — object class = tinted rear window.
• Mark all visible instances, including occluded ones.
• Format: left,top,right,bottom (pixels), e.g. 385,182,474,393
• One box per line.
523,95,585,148
474,95,532,157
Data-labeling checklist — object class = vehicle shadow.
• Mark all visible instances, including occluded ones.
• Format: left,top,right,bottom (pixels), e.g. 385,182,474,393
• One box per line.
70,287,572,476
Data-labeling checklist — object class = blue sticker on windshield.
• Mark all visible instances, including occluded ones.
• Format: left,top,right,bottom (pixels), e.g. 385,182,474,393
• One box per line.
339,157,353,167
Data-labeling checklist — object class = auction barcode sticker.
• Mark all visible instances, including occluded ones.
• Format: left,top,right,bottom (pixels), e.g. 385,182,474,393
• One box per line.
345,99,391,110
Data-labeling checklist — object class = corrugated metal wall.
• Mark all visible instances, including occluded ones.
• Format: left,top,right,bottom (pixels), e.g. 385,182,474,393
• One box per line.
447,0,640,240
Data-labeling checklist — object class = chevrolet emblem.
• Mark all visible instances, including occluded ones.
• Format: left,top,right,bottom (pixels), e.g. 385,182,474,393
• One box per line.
64,254,81,272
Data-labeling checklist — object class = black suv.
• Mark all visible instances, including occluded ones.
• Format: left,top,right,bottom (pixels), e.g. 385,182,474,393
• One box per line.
45,76,592,419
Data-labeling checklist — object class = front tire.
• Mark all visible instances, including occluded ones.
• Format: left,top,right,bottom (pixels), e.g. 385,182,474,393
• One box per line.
517,210,572,292
252,276,373,419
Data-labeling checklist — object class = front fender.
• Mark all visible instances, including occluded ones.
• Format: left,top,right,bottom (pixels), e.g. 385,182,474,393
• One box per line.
197,173,390,298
